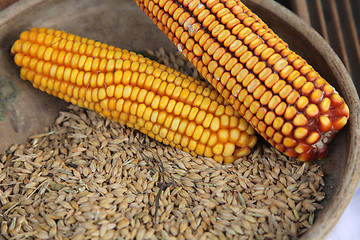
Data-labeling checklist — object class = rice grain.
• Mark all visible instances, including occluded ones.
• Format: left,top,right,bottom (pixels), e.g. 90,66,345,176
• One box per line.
0,49,326,240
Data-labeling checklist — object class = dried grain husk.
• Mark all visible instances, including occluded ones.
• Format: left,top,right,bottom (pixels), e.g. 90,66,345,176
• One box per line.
0,49,325,240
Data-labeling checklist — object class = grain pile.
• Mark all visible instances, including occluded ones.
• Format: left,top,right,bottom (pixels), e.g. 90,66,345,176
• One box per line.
0,49,325,240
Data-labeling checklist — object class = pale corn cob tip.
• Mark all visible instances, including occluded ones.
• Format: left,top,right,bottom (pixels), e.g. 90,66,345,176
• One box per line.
134,0,350,161
11,27,257,163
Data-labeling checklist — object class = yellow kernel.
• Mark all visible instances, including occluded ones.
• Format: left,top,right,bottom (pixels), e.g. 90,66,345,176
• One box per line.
142,107,153,121
218,129,229,143
210,117,220,132
122,85,132,99
333,116,348,130
199,128,211,145
188,139,198,151
284,106,297,120
249,101,261,114
293,113,308,127
152,124,161,135
272,80,286,94
69,68,79,84
83,57,93,72
100,99,108,110
260,48,275,60
173,102,184,116
243,95,254,108
106,59,115,72
296,96,309,110
91,88,99,102
43,47,54,61
203,113,214,128
108,98,116,110
136,89,147,103
60,82,69,94
281,122,293,136
256,107,267,120
283,137,297,148
159,96,170,110
199,97,211,111
294,127,309,140
273,117,284,130
178,120,189,134
260,91,273,105
203,146,213,157
219,115,229,128
238,133,250,147
268,95,281,110
212,143,224,155
273,132,283,144
186,92,197,105
279,85,293,99
305,104,319,118
151,95,161,109
115,59,123,70
229,128,240,143
267,53,282,65
293,76,306,90
150,110,159,123
77,55,87,70
169,116,180,132
264,74,279,88
310,89,323,103
114,84,124,99
166,99,176,113
193,125,204,141
280,65,294,79
122,59,131,70
122,70,132,85
98,88,106,100
195,110,207,125
319,115,331,132
301,82,314,95
222,143,235,157
89,74,98,88
72,86,79,98
306,131,321,144
195,143,206,155
142,88,155,104
157,111,167,125
273,58,288,72
180,105,192,118
264,111,275,125
275,102,287,116
166,130,175,142
185,121,197,137
159,127,169,140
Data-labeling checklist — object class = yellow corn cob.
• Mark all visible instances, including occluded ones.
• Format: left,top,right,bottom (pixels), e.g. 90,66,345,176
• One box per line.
134,0,350,161
11,27,257,163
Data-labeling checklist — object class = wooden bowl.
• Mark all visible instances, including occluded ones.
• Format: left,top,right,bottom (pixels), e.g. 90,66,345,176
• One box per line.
0,0,359,239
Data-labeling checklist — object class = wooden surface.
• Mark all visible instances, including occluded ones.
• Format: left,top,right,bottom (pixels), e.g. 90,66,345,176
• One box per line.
290,0,360,94
0,1,359,240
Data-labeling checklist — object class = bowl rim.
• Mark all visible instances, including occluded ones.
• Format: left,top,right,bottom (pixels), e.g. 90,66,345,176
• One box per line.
1,0,360,239
246,0,360,239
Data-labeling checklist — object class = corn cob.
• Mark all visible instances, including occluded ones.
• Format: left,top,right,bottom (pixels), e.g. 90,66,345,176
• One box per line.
134,0,350,161
11,27,257,163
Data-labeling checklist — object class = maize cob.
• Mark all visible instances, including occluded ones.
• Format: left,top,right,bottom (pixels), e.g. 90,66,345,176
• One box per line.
11,27,257,163
134,0,350,161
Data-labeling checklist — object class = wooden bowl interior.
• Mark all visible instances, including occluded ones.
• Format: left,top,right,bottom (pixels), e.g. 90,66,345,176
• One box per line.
0,1,359,239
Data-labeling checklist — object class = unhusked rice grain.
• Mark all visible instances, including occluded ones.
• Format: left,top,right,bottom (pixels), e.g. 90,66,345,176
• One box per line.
0,49,325,240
